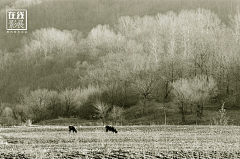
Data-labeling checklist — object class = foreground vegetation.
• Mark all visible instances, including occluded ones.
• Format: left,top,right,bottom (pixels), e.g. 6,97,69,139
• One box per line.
0,125,240,158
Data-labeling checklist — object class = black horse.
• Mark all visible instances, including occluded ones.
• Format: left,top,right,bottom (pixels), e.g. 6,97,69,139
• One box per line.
105,125,118,133
69,125,77,133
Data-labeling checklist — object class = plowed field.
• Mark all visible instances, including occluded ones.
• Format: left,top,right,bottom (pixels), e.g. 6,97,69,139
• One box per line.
0,125,239,158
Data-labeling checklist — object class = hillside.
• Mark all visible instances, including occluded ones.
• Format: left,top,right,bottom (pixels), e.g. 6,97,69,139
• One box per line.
0,0,240,126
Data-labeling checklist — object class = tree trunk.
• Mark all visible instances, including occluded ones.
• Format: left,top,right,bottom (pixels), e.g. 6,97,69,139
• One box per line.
164,80,170,101
182,111,185,123
180,102,185,123
164,110,167,125
102,117,105,126
200,103,203,118
163,104,167,125
197,104,201,119
141,97,146,114
197,103,203,119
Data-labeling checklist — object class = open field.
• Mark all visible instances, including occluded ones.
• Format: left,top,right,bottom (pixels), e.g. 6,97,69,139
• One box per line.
0,125,240,158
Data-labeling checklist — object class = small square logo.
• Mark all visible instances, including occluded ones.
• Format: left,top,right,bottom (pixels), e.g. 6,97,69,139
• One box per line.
6,9,27,31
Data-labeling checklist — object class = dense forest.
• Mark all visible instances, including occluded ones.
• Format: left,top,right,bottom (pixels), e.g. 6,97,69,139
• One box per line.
0,0,240,125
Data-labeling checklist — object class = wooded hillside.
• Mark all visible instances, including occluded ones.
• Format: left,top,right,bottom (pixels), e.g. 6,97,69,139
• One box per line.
0,0,240,125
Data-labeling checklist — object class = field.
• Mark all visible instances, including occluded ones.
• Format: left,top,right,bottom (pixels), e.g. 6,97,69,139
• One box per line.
0,125,240,158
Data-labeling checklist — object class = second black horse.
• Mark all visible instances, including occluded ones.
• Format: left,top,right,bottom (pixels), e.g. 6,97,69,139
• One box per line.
105,125,118,133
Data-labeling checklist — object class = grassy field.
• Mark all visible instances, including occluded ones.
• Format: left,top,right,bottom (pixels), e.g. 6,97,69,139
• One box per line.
0,125,240,158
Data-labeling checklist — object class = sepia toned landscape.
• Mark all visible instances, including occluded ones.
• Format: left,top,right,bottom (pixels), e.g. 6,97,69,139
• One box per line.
1,0,240,158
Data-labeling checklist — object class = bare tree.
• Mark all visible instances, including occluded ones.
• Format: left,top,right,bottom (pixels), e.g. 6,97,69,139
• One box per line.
171,78,192,123
134,71,156,114
94,100,110,126
110,105,124,125
172,75,217,123
189,75,218,119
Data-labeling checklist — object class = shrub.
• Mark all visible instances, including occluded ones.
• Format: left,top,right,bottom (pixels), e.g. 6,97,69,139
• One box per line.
213,102,229,126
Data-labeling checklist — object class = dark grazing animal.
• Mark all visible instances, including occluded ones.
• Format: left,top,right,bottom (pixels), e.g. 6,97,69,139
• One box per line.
105,125,118,133
69,125,77,133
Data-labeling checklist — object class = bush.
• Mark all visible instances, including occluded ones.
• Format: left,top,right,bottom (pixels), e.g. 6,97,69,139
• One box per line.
26,119,32,126
213,102,229,126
